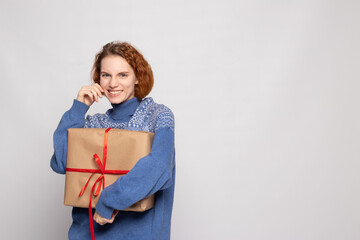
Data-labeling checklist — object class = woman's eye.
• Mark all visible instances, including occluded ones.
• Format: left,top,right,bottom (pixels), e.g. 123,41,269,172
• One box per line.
101,74,110,77
120,74,127,78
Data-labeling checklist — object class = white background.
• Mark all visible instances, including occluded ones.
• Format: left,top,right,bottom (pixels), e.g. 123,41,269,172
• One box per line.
0,1,359,239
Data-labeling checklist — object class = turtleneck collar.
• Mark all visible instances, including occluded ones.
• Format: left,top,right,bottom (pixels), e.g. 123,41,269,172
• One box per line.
108,97,141,121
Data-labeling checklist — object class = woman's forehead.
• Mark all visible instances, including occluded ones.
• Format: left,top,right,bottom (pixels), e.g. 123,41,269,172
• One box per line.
101,55,133,72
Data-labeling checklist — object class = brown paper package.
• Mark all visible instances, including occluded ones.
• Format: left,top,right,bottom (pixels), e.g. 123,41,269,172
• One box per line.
64,128,155,212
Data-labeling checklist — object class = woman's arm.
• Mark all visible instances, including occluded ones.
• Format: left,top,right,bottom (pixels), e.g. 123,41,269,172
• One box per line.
95,108,175,219
50,84,103,174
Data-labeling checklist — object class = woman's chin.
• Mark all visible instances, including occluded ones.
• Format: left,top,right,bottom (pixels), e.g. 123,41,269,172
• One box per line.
107,96,127,104
104,93,135,104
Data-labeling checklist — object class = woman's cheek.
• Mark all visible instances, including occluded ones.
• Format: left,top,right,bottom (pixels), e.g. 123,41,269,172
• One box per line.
99,79,106,89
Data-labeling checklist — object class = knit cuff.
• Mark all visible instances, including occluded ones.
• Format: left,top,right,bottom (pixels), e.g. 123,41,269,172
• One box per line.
69,99,90,119
95,197,114,219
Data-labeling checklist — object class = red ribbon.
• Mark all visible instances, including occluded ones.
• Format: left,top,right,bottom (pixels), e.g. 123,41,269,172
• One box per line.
66,127,130,240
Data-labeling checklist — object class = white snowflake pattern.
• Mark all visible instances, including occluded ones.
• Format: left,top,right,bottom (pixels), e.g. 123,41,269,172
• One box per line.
84,97,175,133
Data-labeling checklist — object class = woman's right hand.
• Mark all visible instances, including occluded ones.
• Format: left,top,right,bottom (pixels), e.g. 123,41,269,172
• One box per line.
76,83,104,106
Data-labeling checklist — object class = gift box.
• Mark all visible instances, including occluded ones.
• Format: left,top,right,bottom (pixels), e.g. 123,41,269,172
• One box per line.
64,128,155,212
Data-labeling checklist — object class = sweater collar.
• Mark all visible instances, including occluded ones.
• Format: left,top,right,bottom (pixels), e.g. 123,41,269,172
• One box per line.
108,97,141,120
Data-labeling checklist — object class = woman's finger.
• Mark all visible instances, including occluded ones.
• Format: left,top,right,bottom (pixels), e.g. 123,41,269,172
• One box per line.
94,211,116,225
84,88,97,102
91,85,103,99
89,88,99,102
93,83,105,94
77,86,97,106
83,89,94,101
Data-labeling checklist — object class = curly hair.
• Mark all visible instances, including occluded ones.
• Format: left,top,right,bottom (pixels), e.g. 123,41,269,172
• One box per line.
91,41,154,99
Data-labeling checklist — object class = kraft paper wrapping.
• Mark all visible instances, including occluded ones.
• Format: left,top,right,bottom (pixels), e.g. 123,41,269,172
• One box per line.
64,128,155,212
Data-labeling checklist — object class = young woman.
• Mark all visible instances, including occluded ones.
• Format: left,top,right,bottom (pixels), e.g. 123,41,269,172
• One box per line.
50,41,175,240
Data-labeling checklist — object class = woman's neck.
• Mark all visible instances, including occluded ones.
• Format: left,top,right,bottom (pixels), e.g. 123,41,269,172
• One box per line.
109,97,141,121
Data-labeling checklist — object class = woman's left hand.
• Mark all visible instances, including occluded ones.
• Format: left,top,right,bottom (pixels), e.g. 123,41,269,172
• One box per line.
93,210,119,225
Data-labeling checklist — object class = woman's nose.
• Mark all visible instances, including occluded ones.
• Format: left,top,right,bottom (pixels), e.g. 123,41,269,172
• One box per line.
109,77,119,88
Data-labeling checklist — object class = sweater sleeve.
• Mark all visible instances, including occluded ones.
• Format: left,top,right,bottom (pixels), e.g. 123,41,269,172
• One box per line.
95,109,175,219
50,99,90,174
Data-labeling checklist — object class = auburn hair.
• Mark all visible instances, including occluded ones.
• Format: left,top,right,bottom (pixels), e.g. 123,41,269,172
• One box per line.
91,41,154,99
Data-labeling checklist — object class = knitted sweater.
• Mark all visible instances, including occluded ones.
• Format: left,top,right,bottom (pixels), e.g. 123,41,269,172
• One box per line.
50,97,175,240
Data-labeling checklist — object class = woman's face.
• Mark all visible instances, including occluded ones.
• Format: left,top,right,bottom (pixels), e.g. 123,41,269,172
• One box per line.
100,55,138,104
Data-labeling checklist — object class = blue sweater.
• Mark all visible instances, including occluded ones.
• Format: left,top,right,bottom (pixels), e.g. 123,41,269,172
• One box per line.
50,97,175,240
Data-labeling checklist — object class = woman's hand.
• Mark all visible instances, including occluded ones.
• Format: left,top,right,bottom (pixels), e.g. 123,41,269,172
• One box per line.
93,210,119,226
76,83,104,106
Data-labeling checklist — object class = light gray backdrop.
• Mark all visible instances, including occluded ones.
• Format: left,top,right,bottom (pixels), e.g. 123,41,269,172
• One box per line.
0,0,359,239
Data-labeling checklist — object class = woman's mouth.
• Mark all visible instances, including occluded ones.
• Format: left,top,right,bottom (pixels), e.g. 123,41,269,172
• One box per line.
108,90,123,97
